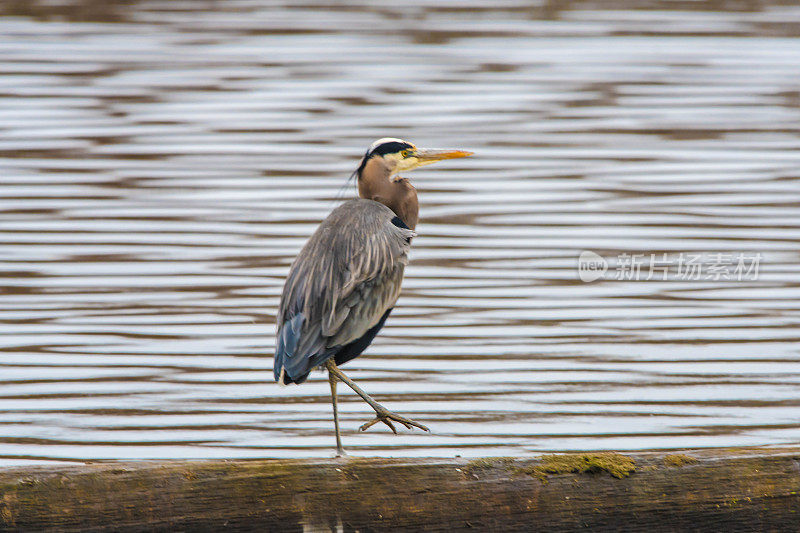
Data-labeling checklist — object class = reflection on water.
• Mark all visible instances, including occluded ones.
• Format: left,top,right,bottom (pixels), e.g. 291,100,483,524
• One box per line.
1,0,800,463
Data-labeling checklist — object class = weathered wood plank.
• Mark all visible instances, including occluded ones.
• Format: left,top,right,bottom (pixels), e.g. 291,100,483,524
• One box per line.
0,448,798,532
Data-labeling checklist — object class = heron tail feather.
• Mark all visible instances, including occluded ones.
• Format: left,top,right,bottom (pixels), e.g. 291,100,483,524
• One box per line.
274,313,305,384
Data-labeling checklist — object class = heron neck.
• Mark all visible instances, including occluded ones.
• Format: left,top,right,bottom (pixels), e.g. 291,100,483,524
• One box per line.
357,159,419,230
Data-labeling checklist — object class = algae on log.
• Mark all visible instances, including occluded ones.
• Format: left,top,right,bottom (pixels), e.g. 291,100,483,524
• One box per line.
0,448,799,531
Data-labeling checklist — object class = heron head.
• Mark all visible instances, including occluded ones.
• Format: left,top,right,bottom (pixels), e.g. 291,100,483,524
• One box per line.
357,138,472,180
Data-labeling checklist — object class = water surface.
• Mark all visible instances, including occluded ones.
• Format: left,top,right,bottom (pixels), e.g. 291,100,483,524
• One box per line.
1,0,800,463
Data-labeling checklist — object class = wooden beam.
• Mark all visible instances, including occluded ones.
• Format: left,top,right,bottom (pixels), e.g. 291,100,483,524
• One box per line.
0,448,798,531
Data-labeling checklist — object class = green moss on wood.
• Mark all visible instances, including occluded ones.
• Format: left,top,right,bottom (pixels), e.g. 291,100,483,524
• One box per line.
663,454,698,467
518,453,636,482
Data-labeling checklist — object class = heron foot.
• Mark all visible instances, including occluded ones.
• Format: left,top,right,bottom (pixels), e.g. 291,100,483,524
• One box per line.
359,407,429,434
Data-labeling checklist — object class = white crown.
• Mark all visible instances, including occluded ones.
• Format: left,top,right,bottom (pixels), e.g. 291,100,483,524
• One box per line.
368,137,409,152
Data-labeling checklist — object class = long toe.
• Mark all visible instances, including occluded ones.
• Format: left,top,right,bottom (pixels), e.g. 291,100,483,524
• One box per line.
359,411,429,433
359,416,397,434
400,417,429,432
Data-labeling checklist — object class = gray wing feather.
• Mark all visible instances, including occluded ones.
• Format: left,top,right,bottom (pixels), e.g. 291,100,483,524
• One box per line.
329,270,403,347
274,199,414,383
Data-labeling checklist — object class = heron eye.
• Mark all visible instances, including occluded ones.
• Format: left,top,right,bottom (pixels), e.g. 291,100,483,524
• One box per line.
401,149,411,158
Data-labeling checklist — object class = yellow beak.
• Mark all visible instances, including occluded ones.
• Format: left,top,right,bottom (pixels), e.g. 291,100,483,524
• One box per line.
413,148,473,165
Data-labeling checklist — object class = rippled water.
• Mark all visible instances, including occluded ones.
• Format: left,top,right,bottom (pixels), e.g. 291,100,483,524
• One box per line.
1,1,800,463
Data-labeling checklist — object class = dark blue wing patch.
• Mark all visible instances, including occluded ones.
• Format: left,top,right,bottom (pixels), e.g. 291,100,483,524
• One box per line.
390,215,409,229
390,216,412,243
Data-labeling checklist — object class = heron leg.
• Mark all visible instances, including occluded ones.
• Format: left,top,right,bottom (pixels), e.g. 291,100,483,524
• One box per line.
327,369,346,456
324,359,429,434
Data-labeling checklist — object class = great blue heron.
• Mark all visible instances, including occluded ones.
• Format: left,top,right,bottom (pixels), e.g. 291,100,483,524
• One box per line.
273,138,472,455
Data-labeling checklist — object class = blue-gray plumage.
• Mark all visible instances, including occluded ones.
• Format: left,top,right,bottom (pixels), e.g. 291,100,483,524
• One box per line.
273,138,472,455
274,199,414,385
